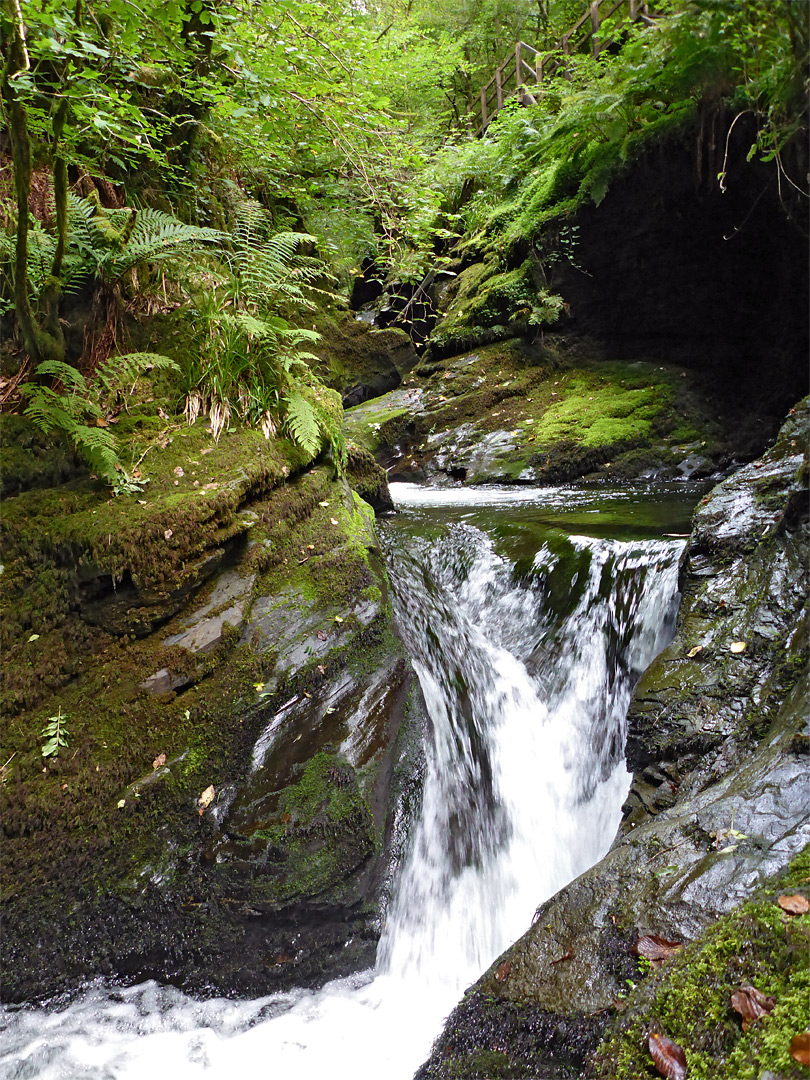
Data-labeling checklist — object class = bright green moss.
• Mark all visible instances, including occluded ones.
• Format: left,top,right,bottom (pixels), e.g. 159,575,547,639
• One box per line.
593,846,810,1080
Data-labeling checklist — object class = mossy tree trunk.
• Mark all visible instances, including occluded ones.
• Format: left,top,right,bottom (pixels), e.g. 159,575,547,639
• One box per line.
1,0,66,371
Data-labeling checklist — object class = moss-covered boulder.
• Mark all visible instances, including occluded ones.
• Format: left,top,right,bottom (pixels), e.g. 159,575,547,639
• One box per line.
313,301,418,406
414,400,809,1079
345,336,747,485
0,410,424,1003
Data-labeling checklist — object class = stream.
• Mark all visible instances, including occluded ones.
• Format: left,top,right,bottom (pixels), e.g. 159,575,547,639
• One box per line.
0,482,700,1080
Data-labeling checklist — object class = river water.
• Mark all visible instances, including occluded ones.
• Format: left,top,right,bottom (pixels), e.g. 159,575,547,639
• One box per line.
0,482,697,1080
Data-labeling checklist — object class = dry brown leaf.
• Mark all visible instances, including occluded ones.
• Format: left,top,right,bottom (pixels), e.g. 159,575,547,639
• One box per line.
494,960,512,982
96,417,110,427
633,934,683,963
731,985,776,1030
777,894,809,915
197,784,215,815
649,1032,687,1080
152,753,167,770
317,630,328,641
790,1032,810,1066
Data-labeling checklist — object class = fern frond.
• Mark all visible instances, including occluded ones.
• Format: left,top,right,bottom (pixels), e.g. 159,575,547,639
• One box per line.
100,211,226,281
21,391,77,435
284,391,322,457
93,352,179,399
71,424,121,479
35,360,89,395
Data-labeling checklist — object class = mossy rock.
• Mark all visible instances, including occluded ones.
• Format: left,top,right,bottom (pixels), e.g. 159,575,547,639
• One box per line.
0,411,425,1002
345,338,729,485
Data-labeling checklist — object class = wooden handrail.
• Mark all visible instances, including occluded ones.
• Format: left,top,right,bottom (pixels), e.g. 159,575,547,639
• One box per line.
470,0,656,133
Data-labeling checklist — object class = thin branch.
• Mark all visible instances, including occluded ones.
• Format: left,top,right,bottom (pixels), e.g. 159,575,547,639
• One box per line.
9,0,30,70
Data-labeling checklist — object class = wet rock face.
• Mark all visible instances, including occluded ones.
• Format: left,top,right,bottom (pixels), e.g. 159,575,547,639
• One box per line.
312,305,418,407
416,400,809,1077
0,443,425,1003
552,130,809,422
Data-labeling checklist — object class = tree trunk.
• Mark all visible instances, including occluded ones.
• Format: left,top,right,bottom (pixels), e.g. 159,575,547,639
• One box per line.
1,0,65,369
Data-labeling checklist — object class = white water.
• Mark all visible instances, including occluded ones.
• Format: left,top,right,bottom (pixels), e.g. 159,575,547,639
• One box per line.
1,489,685,1080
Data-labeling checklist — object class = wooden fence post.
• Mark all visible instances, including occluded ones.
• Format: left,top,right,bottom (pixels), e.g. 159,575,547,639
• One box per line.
495,65,503,110
590,1,600,55
629,0,638,19
515,42,522,90
480,86,487,130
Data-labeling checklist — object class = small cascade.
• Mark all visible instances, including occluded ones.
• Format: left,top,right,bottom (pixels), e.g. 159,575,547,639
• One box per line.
0,488,686,1080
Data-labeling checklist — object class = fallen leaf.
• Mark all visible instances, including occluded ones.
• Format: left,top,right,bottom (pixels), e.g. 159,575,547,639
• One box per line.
197,785,215,814
649,1031,687,1080
254,681,266,692
201,447,213,455
778,894,809,915
790,1032,810,1066
138,499,148,505
152,752,167,770
307,544,315,551
334,616,343,624
173,466,184,477
731,985,776,1030
687,646,703,658
95,417,109,427
330,517,339,525
164,529,173,539
730,641,747,654
27,634,40,643
117,798,126,808
317,630,328,641
633,934,682,963
319,500,330,507
316,665,326,675
494,960,512,982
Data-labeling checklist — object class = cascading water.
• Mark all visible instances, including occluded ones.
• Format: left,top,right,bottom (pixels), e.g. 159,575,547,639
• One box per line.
0,485,689,1080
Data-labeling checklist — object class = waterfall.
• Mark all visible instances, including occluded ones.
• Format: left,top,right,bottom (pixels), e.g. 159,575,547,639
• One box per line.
0,486,686,1080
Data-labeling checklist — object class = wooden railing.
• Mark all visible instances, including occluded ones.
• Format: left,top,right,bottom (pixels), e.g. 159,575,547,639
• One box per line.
473,0,656,133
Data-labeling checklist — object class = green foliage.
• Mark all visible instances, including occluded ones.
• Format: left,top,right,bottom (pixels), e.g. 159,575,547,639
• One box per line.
407,1,807,266
180,193,345,467
19,354,179,495
40,706,69,758
285,391,323,459
1,192,226,321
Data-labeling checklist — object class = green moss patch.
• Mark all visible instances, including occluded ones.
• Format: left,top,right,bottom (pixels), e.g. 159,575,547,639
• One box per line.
233,751,376,906
592,847,810,1080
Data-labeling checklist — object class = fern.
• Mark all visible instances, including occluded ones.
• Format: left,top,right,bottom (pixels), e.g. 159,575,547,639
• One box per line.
98,209,225,283
20,352,176,494
93,352,180,402
284,391,322,457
